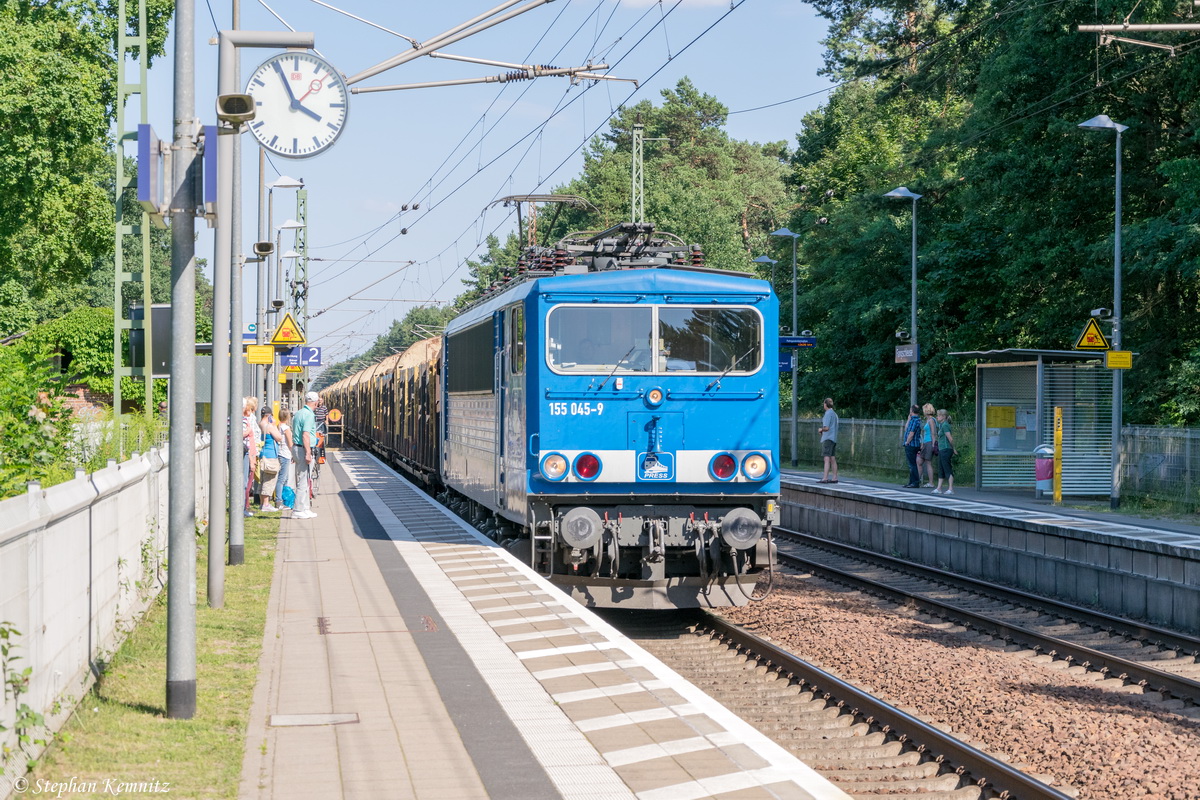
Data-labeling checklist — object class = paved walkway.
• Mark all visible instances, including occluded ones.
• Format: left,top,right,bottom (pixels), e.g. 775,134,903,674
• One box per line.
239,452,849,800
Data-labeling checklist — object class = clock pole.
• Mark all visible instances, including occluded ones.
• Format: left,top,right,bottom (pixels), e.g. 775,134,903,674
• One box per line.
209,30,314,609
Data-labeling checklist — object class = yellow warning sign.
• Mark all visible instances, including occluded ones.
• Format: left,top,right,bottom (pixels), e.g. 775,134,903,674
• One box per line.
284,365,303,374
245,344,274,365
1073,318,1111,351
327,408,342,423
1105,350,1133,369
278,373,289,384
270,312,306,346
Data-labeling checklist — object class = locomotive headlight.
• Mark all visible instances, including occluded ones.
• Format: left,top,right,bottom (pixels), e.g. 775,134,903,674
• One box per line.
573,453,602,481
541,453,568,481
559,507,603,550
719,508,763,550
646,387,664,407
742,453,769,480
709,453,737,481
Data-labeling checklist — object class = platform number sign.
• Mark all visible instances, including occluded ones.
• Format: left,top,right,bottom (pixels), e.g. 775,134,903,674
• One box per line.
280,346,322,367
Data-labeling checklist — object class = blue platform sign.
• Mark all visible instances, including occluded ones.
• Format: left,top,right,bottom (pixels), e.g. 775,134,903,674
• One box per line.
779,336,817,348
280,346,322,366
778,351,795,372
637,451,675,482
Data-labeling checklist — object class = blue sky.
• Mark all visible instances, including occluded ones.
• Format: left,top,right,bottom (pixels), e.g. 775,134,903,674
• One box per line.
147,1,834,374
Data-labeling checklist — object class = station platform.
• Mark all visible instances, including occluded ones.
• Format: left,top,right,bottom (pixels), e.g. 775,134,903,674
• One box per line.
778,469,1200,633
781,467,1200,540
238,450,849,800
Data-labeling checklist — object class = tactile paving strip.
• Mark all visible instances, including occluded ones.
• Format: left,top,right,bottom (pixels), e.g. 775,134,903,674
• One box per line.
338,451,848,800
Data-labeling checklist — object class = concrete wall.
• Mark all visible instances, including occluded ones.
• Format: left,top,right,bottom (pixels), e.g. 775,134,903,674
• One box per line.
0,435,210,792
781,481,1200,635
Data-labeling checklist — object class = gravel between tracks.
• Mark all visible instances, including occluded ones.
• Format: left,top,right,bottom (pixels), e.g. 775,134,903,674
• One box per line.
722,572,1200,800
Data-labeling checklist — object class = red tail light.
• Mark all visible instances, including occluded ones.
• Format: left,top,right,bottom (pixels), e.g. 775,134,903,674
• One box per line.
574,453,601,480
711,453,737,480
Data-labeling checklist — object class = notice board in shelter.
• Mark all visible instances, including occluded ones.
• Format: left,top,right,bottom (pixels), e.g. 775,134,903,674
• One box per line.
983,400,1037,453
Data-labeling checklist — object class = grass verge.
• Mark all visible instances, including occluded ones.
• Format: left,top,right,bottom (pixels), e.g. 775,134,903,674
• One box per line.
28,512,280,799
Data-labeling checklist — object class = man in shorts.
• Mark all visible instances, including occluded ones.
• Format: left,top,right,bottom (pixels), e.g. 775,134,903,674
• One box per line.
818,397,839,483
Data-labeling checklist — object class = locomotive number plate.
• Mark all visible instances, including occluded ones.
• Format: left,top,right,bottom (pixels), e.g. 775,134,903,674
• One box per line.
548,402,606,416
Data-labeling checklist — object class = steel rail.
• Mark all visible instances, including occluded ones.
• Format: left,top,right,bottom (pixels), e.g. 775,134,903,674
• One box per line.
699,611,1074,800
775,530,1200,702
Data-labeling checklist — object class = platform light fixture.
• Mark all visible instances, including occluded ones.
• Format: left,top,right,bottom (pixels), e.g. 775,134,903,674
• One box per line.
884,186,922,409
1078,113,1128,510
771,228,800,467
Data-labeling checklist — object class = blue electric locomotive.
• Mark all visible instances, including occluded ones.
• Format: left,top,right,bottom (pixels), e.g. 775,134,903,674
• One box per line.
328,224,780,609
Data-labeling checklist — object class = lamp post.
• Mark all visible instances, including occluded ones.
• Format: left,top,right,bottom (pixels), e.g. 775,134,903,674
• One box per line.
752,254,778,290
261,178,303,407
771,228,800,466
884,187,922,410
1078,114,1127,510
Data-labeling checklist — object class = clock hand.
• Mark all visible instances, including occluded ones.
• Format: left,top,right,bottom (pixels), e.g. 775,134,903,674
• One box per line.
271,61,323,121
293,103,322,122
272,61,300,105
298,79,323,103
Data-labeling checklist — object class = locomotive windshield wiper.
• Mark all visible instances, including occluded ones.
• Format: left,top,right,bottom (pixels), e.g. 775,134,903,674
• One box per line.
705,347,756,391
598,345,637,390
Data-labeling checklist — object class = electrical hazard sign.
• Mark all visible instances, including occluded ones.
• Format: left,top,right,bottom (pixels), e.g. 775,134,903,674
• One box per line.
270,312,306,346
1073,318,1111,351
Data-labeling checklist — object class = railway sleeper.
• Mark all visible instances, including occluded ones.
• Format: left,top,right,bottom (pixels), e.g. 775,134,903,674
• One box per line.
774,730,888,749
790,741,907,764
820,761,942,782
765,722,873,741
757,716,861,732
829,773,973,796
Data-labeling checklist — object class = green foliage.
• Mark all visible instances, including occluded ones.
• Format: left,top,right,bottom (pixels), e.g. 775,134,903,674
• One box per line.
0,346,75,497
553,79,789,272
768,0,1200,423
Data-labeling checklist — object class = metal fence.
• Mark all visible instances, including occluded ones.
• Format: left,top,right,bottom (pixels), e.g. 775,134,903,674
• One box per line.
781,417,1199,509
0,435,211,796
782,417,975,486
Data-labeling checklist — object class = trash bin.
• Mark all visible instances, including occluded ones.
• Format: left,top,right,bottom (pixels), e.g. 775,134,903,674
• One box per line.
1033,444,1055,494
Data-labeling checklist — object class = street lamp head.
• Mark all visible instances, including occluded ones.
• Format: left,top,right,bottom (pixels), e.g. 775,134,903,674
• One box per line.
270,175,305,189
280,250,302,260
1078,114,1128,133
752,255,778,265
884,186,923,200
277,219,304,231
770,227,798,238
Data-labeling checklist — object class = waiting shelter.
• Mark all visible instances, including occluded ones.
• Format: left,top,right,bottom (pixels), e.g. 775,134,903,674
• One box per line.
950,349,1114,496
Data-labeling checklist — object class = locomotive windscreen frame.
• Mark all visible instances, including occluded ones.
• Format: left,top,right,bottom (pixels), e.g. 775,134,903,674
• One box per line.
446,320,495,394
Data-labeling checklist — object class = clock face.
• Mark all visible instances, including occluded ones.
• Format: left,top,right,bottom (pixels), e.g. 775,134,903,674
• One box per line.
245,51,349,159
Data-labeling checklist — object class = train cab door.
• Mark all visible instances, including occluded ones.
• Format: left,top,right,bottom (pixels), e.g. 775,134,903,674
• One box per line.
500,305,527,515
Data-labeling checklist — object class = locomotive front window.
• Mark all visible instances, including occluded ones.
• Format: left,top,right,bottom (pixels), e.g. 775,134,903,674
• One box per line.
658,307,762,374
547,305,653,373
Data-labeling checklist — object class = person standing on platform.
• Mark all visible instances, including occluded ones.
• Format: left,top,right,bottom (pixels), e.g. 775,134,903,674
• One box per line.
292,392,319,519
275,408,293,506
902,404,921,487
920,403,938,488
242,396,259,518
933,409,958,494
313,394,329,462
817,397,839,483
258,408,283,512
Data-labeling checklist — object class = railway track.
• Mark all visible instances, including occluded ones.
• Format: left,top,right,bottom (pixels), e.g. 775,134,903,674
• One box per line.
772,529,1200,707
601,609,1072,799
